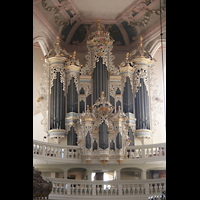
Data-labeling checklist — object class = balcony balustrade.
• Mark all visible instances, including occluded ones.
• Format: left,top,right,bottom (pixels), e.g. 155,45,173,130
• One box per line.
33,140,166,163
46,178,166,199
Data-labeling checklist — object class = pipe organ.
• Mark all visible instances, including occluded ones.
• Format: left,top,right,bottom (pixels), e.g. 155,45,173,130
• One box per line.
37,19,157,165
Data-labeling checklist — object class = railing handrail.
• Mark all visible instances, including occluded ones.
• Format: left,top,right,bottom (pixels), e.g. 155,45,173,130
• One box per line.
33,139,166,150
127,143,166,149
46,177,166,184
33,139,81,149
47,177,166,198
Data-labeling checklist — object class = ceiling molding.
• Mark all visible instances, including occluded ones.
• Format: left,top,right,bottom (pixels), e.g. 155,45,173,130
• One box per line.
33,5,58,43
33,0,166,52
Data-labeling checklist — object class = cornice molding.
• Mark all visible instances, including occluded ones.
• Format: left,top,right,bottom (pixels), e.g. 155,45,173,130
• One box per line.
33,0,166,52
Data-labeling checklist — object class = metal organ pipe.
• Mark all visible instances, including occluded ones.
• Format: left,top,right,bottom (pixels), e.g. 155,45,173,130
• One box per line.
50,72,65,130
56,72,60,129
53,76,56,129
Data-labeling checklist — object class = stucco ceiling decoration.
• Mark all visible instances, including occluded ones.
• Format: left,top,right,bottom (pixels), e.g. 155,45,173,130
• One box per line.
33,0,166,51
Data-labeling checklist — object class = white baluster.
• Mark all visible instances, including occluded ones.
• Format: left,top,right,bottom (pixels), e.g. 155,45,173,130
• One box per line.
130,150,133,159
63,183,65,194
114,185,117,195
59,183,62,194
67,183,71,195
151,147,153,157
55,183,58,194
159,183,162,194
130,185,133,195
135,184,138,195
61,148,64,158
156,183,159,194
141,184,145,195
66,148,68,158
53,147,56,157
59,148,62,158
92,183,96,195
135,149,138,158
132,184,135,195
110,185,113,195
89,184,92,195
42,145,46,156
100,185,102,195
84,184,87,195
149,184,153,194
59,183,61,194
138,184,141,195
127,185,130,195
106,185,108,195
97,185,100,195
139,148,143,158
147,148,149,157
46,146,50,156
156,147,159,157
64,148,67,158
142,148,146,158
115,185,118,195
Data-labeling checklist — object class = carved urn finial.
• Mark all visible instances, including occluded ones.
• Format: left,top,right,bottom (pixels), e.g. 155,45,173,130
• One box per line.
101,91,104,98
73,51,76,59
138,35,143,46
55,36,60,45
97,18,101,31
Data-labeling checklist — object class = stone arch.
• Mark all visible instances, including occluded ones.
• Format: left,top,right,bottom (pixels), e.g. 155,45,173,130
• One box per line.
148,38,166,57
67,168,87,180
120,167,142,180
33,31,53,56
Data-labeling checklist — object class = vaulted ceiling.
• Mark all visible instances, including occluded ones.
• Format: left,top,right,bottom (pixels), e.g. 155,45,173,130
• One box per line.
33,0,166,52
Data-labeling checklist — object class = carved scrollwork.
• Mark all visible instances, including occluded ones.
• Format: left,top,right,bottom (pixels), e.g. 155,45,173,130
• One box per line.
133,66,149,96
149,64,162,133
50,65,65,93
81,46,119,75
36,62,49,133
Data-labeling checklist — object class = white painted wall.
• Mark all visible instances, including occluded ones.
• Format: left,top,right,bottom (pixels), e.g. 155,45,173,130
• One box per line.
33,112,47,141
33,47,45,116
151,48,166,144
